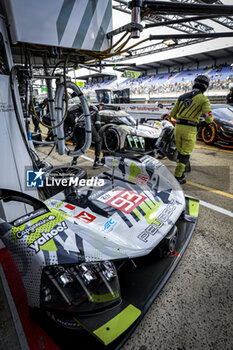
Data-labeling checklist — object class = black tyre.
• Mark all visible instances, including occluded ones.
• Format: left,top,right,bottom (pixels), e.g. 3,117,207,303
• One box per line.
201,124,217,145
104,127,121,152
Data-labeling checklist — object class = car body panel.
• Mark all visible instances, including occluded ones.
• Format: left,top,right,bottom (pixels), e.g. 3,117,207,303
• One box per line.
0,155,198,348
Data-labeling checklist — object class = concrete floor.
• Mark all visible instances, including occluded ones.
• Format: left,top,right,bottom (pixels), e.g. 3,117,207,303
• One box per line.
1,140,232,350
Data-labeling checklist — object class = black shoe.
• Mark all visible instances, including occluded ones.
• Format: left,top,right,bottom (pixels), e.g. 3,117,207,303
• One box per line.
175,175,186,184
93,161,104,169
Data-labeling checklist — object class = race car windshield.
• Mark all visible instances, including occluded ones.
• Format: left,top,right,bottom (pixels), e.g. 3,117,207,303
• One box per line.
213,108,233,122
119,115,136,126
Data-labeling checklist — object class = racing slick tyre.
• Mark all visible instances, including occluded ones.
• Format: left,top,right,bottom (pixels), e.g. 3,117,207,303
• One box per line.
201,123,217,145
104,127,121,152
44,166,87,197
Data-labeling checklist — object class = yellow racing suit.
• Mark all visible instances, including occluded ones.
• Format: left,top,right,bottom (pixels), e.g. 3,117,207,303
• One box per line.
170,89,213,178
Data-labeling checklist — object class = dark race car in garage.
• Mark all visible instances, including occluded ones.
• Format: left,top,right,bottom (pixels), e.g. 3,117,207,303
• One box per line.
197,104,233,148
98,108,176,158
66,104,177,159
162,104,233,149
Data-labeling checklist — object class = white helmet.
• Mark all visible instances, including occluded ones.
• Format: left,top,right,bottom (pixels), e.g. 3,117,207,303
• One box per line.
229,83,233,90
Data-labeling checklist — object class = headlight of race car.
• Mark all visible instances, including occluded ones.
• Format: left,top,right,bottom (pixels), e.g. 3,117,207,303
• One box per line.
40,261,121,313
126,135,145,150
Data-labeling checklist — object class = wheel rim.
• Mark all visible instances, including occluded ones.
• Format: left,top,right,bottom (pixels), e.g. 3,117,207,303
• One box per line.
202,125,215,143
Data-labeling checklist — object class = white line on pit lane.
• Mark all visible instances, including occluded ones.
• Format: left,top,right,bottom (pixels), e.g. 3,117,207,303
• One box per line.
81,155,108,167
199,200,233,218
81,155,94,162
81,156,233,218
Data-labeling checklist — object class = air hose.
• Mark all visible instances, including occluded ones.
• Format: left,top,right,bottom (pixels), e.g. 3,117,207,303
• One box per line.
55,81,91,156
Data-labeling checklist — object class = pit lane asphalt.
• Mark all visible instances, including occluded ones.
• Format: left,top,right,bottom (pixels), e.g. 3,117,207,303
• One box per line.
36,141,233,350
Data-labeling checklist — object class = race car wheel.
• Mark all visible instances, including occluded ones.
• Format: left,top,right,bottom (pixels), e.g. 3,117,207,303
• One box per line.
104,127,121,152
202,124,217,145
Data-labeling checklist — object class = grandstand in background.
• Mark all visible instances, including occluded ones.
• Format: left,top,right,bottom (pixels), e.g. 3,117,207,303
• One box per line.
79,64,233,103
73,44,233,104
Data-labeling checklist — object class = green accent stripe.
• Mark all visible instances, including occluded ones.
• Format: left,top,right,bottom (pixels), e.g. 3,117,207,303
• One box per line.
92,0,112,51
132,208,142,221
56,0,76,44
133,136,138,149
189,198,199,217
88,290,119,303
93,304,141,345
139,137,144,148
127,135,132,148
56,201,64,209
72,0,98,49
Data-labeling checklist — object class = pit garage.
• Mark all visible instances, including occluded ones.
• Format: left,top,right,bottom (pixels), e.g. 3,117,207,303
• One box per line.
0,1,232,350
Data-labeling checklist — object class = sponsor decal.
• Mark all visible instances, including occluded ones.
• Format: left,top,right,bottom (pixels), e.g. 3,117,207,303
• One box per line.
89,190,104,200
132,174,150,186
65,204,76,210
184,98,193,109
134,106,159,113
0,102,14,113
121,70,142,79
137,200,177,243
28,221,68,253
137,222,162,243
75,211,96,223
15,215,56,239
141,156,159,166
101,218,117,232
157,200,176,222
75,81,84,87
98,190,146,214
13,208,48,226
